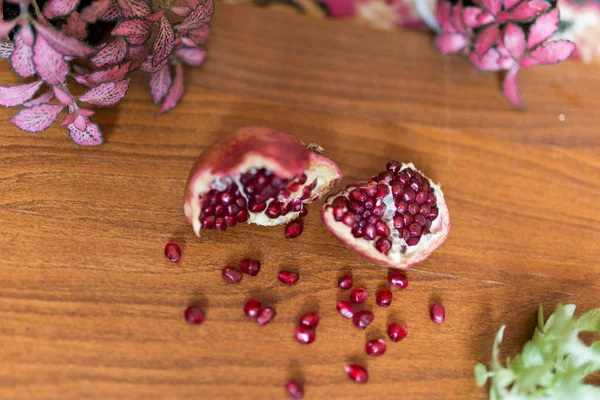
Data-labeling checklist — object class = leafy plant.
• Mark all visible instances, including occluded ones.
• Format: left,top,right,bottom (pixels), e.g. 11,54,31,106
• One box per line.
475,303,600,400
0,0,213,145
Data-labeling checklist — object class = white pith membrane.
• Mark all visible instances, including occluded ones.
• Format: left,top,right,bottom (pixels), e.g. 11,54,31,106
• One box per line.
322,163,450,269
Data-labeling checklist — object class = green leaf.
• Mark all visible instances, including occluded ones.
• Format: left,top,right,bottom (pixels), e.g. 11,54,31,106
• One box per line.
538,304,545,331
521,342,544,368
577,309,600,332
474,362,488,387
492,325,506,370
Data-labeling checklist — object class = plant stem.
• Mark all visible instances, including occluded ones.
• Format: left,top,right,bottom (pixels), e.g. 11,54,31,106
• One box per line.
31,0,43,20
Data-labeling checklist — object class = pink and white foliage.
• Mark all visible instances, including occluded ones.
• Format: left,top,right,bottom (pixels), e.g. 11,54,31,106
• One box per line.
156,63,184,116
33,35,69,85
63,12,88,42
0,81,43,107
73,61,132,87
67,118,104,146
176,47,207,66
102,0,122,21
112,18,152,45
150,64,172,104
91,37,127,67
10,104,64,133
118,0,152,19
178,0,215,31
43,0,79,20
0,41,15,59
152,17,175,67
11,30,35,78
35,24,94,57
23,91,54,108
80,0,112,23
79,78,131,106
53,86,74,105
171,6,192,17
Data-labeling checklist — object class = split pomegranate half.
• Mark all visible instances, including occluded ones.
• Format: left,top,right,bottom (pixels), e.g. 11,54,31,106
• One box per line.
321,161,449,269
184,127,342,236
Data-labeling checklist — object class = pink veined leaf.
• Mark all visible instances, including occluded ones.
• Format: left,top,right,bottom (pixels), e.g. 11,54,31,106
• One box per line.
52,86,73,105
153,17,175,67
178,0,214,31
141,55,167,73
527,8,559,49
435,32,469,54
67,118,104,146
20,23,35,46
35,23,94,57
63,11,88,41
43,0,79,19
0,41,15,59
171,6,191,17
475,24,500,59
503,23,526,60
502,67,523,107
0,81,43,107
33,34,69,85
185,0,201,8
73,61,132,86
180,37,196,47
504,0,522,10
451,4,467,33
481,0,501,16
91,36,127,68
78,109,95,117
176,47,206,66
463,7,494,28
436,0,454,33
529,40,576,65
188,25,211,45
112,18,152,36
0,20,17,39
23,91,54,107
10,104,64,133
80,0,111,23
79,78,131,106
10,30,35,78
468,48,503,71
74,114,87,131
126,44,150,70
149,64,172,104
101,0,122,20
62,112,78,126
156,63,184,116
118,0,152,18
146,10,166,22
508,0,551,21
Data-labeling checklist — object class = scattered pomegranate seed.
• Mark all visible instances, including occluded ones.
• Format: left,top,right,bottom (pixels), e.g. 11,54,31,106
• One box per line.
285,380,304,399
164,242,181,262
256,306,276,326
244,298,262,318
278,270,299,286
184,305,205,325
352,310,375,329
365,338,387,356
389,271,408,289
338,274,353,290
294,325,316,345
350,288,368,304
387,323,408,342
299,312,320,328
239,258,261,276
285,220,304,239
376,289,393,307
222,266,243,283
336,300,357,319
430,304,445,324
345,364,368,384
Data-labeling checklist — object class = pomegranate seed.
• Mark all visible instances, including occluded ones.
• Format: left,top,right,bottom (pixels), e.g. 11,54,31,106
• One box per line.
236,209,250,222
345,364,368,384
266,202,282,218
215,217,227,230
427,192,436,206
378,171,393,183
371,205,385,217
342,212,356,227
406,236,420,246
349,188,367,203
256,306,276,326
404,168,415,178
365,338,387,356
222,266,243,283
363,198,375,209
416,191,428,204
393,215,404,229
244,298,262,318
214,204,225,216
395,200,408,214
408,202,420,215
363,224,376,240
294,325,316,345
375,220,390,237
408,222,421,237
389,271,408,289
278,270,299,286
375,238,392,254
184,305,205,325
288,182,300,192
376,289,393,307
352,310,375,329
290,198,303,212
403,188,416,202
338,274,353,290
387,323,408,342
410,179,421,192
429,207,439,219
430,304,445,324
299,207,308,217
299,312,320,328
336,300,357,319
298,174,308,185
285,220,304,239
239,258,261,276
364,185,378,197
386,160,401,173
285,380,304,399
164,242,181,263
350,288,368,304
249,201,266,212
391,182,404,197
414,213,427,226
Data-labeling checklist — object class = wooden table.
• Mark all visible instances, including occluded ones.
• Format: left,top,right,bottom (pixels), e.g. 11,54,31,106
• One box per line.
1,5,598,400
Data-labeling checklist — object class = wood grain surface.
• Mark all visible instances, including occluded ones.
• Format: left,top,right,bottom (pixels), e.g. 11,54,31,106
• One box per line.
1,4,599,400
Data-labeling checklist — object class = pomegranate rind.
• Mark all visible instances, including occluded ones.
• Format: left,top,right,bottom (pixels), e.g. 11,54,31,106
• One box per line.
321,163,450,270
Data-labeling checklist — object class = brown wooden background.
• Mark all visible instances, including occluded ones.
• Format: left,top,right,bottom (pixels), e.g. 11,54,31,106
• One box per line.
0,5,599,399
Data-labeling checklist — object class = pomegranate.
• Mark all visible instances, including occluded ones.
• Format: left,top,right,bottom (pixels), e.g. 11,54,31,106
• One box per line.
184,127,342,237
240,258,261,276
299,312,320,328
365,338,387,356
285,380,304,399
184,306,205,325
164,242,181,263
336,300,358,319
244,298,262,318
222,266,243,284
430,304,445,324
278,270,299,286
257,306,276,326
285,220,304,239
387,323,408,342
376,289,393,307
338,274,354,290
321,161,450,269
389,271,408,289
345,364,368,383
352,310,375,329
294,325,316,345
350,288,368,304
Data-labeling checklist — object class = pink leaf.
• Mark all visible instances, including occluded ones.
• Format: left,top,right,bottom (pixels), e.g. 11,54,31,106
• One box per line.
435,32,469,54
112,18,152,36
61,113,78,126
67,119,104,146
35,23,94,57
180,37,196,47
20,23,34,46
529,40,576,65
0,81,43,107
10,30,35,78
527,8,559,49
152,17,174,67
91,37,127,68
475,24,500,59
43,0,79,19
508,0,550,21
185,0,200,8
23,91,54,107
503,23,526,60
149,64,172,104
463,7,494,27
176,47,206,66
79,78,131,106
78,108,95,117
80,0,111,23
481,0,500,16
519,56,537,68
468,48,502,71
0,20,17,39
101,0,121,20
171,6,191,17
74,114,87,131
188,25,211,45
178,0,214,31
436,0,454,32
63,11,88,41
451,4,467,33
118,0,152,18
502,67,523,107
52,86,73,105
10,104,64,132
141,55,167,73
146,10,166,22
126,44,150,70
73,61,131,86
504,0,522,10
156,63,184,116
33,35,69,85
0,41,15,59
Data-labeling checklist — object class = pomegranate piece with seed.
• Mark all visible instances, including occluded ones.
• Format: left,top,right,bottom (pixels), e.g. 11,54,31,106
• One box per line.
338,274,353,290
321,161,449,269
184,305,205,325
350,288,368,304
278,270,299,286
352,310,375,329
294,325,316,345
387,323,408,342
365,338,387,356
285,219,304,239
389,271,408,289
345,364,368,384
184,127,342,237
430,304,445,324
222,266,243,283
299,312,320,328
285,380,304,399
164,242,181,262
257,306,276,326
244,298,262,318
239,258,261,276
376,289,393,307
336,300,358,319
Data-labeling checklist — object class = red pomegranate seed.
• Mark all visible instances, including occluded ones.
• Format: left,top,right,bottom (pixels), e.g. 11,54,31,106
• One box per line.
336,300,357,319
184,305,205,325
387,323,408,342
239,258,261,276
278,270,299,286
294,325,316,345
389,271,408,289
299,208,308,217
376,289,393,307
365,338,387,356
164,242,181,263
350,288,368,304
256,306,276,326
352,310,375,329
222,266,243,283
266,202,282,218
386,160,400,173
375,220,390,237
338,274,353,290
285,220,304,239
430,304,445,324
406,236,420,246
285,380,304,399
244,298,262,318
345,364,368,384
299,312,320,328
349,188,367,203
375,238,392,254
